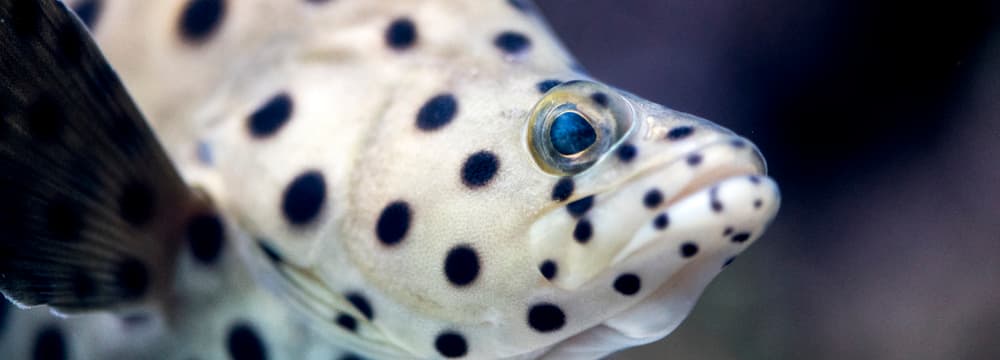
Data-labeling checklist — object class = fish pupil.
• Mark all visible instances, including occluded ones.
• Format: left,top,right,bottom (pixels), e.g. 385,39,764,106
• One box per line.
550,112,596,155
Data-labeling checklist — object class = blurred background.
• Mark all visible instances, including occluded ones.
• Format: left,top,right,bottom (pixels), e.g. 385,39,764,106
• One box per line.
532,1,1000,359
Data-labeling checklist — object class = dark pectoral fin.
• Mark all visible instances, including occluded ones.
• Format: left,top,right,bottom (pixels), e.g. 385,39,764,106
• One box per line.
0,0,198,312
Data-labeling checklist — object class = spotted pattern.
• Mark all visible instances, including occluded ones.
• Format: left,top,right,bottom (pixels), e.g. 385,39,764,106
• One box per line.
494,31,531,54
416,94,458,131
591,92,609,107
444,245,480,287
281,170,326,226
460,151,499,188
178,0,225,43
573,219,592,243
248,92,293,138
527,303,566,332
227,322,267,360
435,331,468,358
686,153,703,167
336,313,358,332
566,195,593,218
376,201,411,246
346,292,374,320
616,143,637,162
653,213,669,230
539,260,557,280
666,126,694,141
551,177,574,202
643,188,663,209
385,17,417,50
537,79,562,93
613,273,641,296
680,242,699,258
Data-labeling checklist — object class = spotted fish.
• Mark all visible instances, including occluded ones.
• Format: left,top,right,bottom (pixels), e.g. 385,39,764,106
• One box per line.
0,0,780,359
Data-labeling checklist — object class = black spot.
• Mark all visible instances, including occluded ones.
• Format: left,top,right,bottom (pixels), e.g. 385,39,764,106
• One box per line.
539,260,557,280
527,303,565,332
72,271,96,300
680,242,699,258
346,292,373,320
566,195,593,218
731,232,751,243
666,126,695,141
537,79,561,93
461,151,499,188
710,187,723,212
754,199,763,209
416,94,458,131
686,153,703,166
613,273,641,296
115,258,149,299
643,189,663,209
45,199,82,242
32,325,66,360
72,0,102,30
248,92,293,138
25,96,64,141
749,175,762,184
444,245,480,287
723,257,736,267
653,213,669,230
336,313,358,332
573,219,592,244
10,0,42,36
435,331,468,358
616,143,637,162
339,353,366,360
385,17,417,50
227,322,267,360
257,240,284,263
187,213,225,264
178,0,226,43
281,170,326,226
723,227,734,236
376,201,411,246
494,31,531,54
591,93,609,107
731,139,747,148
118,181,155,227
551,177,574,202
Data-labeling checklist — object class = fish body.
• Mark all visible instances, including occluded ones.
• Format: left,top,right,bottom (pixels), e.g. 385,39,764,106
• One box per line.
0,1,779,359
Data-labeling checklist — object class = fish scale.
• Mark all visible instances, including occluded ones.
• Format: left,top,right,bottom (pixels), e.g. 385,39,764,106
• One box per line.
0,0,779,359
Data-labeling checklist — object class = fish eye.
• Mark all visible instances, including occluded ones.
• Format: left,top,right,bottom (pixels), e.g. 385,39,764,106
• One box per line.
549,111,596,156
527,80,634,175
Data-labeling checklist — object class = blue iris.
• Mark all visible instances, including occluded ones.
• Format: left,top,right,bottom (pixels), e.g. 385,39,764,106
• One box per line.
550,112,597,155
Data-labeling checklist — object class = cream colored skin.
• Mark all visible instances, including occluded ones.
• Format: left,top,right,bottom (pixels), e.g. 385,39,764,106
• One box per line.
2,0,778,359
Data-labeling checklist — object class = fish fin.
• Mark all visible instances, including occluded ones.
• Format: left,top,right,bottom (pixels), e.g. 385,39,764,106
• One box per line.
0,0,200,312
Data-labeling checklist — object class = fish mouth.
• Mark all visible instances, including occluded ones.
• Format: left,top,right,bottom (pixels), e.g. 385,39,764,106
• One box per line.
608,137,771,265
530,135,774,290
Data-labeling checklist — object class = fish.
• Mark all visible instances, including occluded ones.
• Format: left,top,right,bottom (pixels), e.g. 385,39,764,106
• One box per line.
0,0,780,359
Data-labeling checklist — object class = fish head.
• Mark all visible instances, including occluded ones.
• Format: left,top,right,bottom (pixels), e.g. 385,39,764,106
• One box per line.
267,74,781,357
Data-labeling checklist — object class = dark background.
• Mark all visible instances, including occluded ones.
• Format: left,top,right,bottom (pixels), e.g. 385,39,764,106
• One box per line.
534,1,1000,359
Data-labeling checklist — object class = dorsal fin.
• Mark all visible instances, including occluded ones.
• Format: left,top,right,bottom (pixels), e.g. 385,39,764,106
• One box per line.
0,0,200,313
